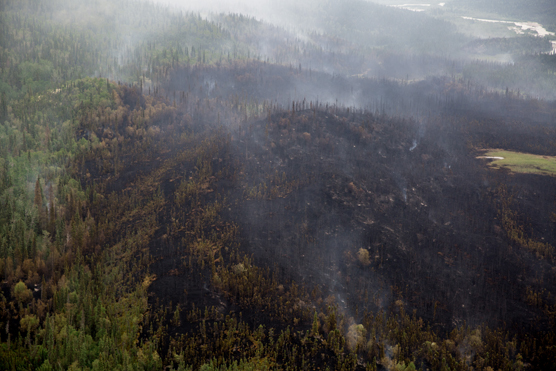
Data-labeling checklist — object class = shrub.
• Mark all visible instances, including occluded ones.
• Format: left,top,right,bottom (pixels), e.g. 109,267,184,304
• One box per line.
357,248,371,266
13,281,32,303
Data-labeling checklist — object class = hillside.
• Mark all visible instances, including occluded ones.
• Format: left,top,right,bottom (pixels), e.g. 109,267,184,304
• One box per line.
1,0,556,370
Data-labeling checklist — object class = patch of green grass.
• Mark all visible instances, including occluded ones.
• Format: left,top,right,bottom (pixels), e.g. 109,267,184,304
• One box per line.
479,150,556,176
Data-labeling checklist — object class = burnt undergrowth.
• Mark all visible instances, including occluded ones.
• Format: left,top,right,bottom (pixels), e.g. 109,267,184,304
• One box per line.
66,61,556,369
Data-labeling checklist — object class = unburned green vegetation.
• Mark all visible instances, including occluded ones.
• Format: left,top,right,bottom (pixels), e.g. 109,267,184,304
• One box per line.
480,149,556,176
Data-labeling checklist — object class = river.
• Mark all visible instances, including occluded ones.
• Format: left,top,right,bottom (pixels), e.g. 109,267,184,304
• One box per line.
461,16,555,38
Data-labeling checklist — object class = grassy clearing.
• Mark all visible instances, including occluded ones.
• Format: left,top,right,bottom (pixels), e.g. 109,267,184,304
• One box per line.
478,149,556,176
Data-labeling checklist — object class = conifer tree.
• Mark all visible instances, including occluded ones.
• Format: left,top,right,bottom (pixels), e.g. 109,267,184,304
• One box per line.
34,177,42,209
34,177,45,232
48,184,55,235
311,312,320,336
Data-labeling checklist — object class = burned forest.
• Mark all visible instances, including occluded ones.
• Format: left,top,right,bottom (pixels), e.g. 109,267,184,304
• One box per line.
1,0,556,370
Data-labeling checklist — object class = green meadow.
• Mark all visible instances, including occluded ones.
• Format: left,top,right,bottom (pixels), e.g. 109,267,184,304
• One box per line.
480,150,556,176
